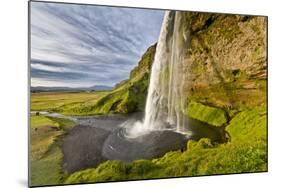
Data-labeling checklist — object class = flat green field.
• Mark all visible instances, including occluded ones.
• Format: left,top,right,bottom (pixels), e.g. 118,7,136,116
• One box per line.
31,91,109,115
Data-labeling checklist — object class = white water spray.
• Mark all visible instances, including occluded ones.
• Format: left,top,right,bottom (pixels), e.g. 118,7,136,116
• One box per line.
124,11,190,137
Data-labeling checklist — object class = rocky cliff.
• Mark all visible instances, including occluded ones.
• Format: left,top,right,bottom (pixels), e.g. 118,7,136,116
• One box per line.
183,13,267,115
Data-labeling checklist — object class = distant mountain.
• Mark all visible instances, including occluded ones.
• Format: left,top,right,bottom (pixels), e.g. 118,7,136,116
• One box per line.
31,85,113,92
31,86,74,92
87,85,113,91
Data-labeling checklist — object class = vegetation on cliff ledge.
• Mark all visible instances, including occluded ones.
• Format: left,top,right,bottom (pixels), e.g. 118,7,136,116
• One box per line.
186,101,228,126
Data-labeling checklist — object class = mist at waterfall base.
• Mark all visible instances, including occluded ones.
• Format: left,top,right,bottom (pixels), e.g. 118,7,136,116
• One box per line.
122,11,191,139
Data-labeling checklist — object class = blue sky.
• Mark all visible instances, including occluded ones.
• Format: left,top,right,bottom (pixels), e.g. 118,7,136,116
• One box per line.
30,2,164,87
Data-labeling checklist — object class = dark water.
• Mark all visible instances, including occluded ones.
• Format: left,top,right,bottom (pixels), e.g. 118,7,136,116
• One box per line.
102,129,188,162
45,112,226,173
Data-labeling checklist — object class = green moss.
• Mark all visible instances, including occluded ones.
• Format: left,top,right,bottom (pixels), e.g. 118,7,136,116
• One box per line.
65,140,266,184
187,138,214,150
183,139,267,175
186,101,228,126
64,161,128,184
226,107,267,142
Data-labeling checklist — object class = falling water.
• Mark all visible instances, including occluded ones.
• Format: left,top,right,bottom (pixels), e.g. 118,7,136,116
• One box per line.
124,11,190,137
143,11,189,132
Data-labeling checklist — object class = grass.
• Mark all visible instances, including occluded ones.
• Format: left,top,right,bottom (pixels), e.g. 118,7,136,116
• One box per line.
30,89,143,116
31,143,64,186
31,115,60,128
31,91,109,113
30,126,63,160
64,106,267,184
30,115,78,186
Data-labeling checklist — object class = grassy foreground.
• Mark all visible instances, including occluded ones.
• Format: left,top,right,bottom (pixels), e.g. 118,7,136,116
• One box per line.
64,106,267,184
30,115,78,186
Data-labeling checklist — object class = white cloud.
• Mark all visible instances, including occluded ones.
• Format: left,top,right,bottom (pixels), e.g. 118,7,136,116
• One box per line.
30,2,164,87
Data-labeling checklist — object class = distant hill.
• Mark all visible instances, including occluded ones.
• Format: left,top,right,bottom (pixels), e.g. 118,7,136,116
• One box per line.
88,85,113,91
31,85,113,92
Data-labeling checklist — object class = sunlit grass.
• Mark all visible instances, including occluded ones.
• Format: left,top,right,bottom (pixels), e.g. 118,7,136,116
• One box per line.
31,115,60,128
31,91,109,112
30,115,78,186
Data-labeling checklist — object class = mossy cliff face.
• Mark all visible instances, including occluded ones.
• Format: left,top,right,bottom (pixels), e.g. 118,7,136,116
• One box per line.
182,13,267,113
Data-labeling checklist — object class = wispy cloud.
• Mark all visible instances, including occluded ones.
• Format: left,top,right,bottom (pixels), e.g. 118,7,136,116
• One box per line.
30,2,164,87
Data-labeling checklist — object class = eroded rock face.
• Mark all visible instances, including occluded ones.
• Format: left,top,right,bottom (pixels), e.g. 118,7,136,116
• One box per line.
182,13,267,112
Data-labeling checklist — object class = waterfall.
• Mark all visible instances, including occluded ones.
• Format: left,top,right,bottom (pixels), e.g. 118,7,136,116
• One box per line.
124,11,190,137
143,11,189,132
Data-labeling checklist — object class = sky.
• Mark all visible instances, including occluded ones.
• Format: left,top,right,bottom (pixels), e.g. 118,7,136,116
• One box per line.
30,2,164,88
